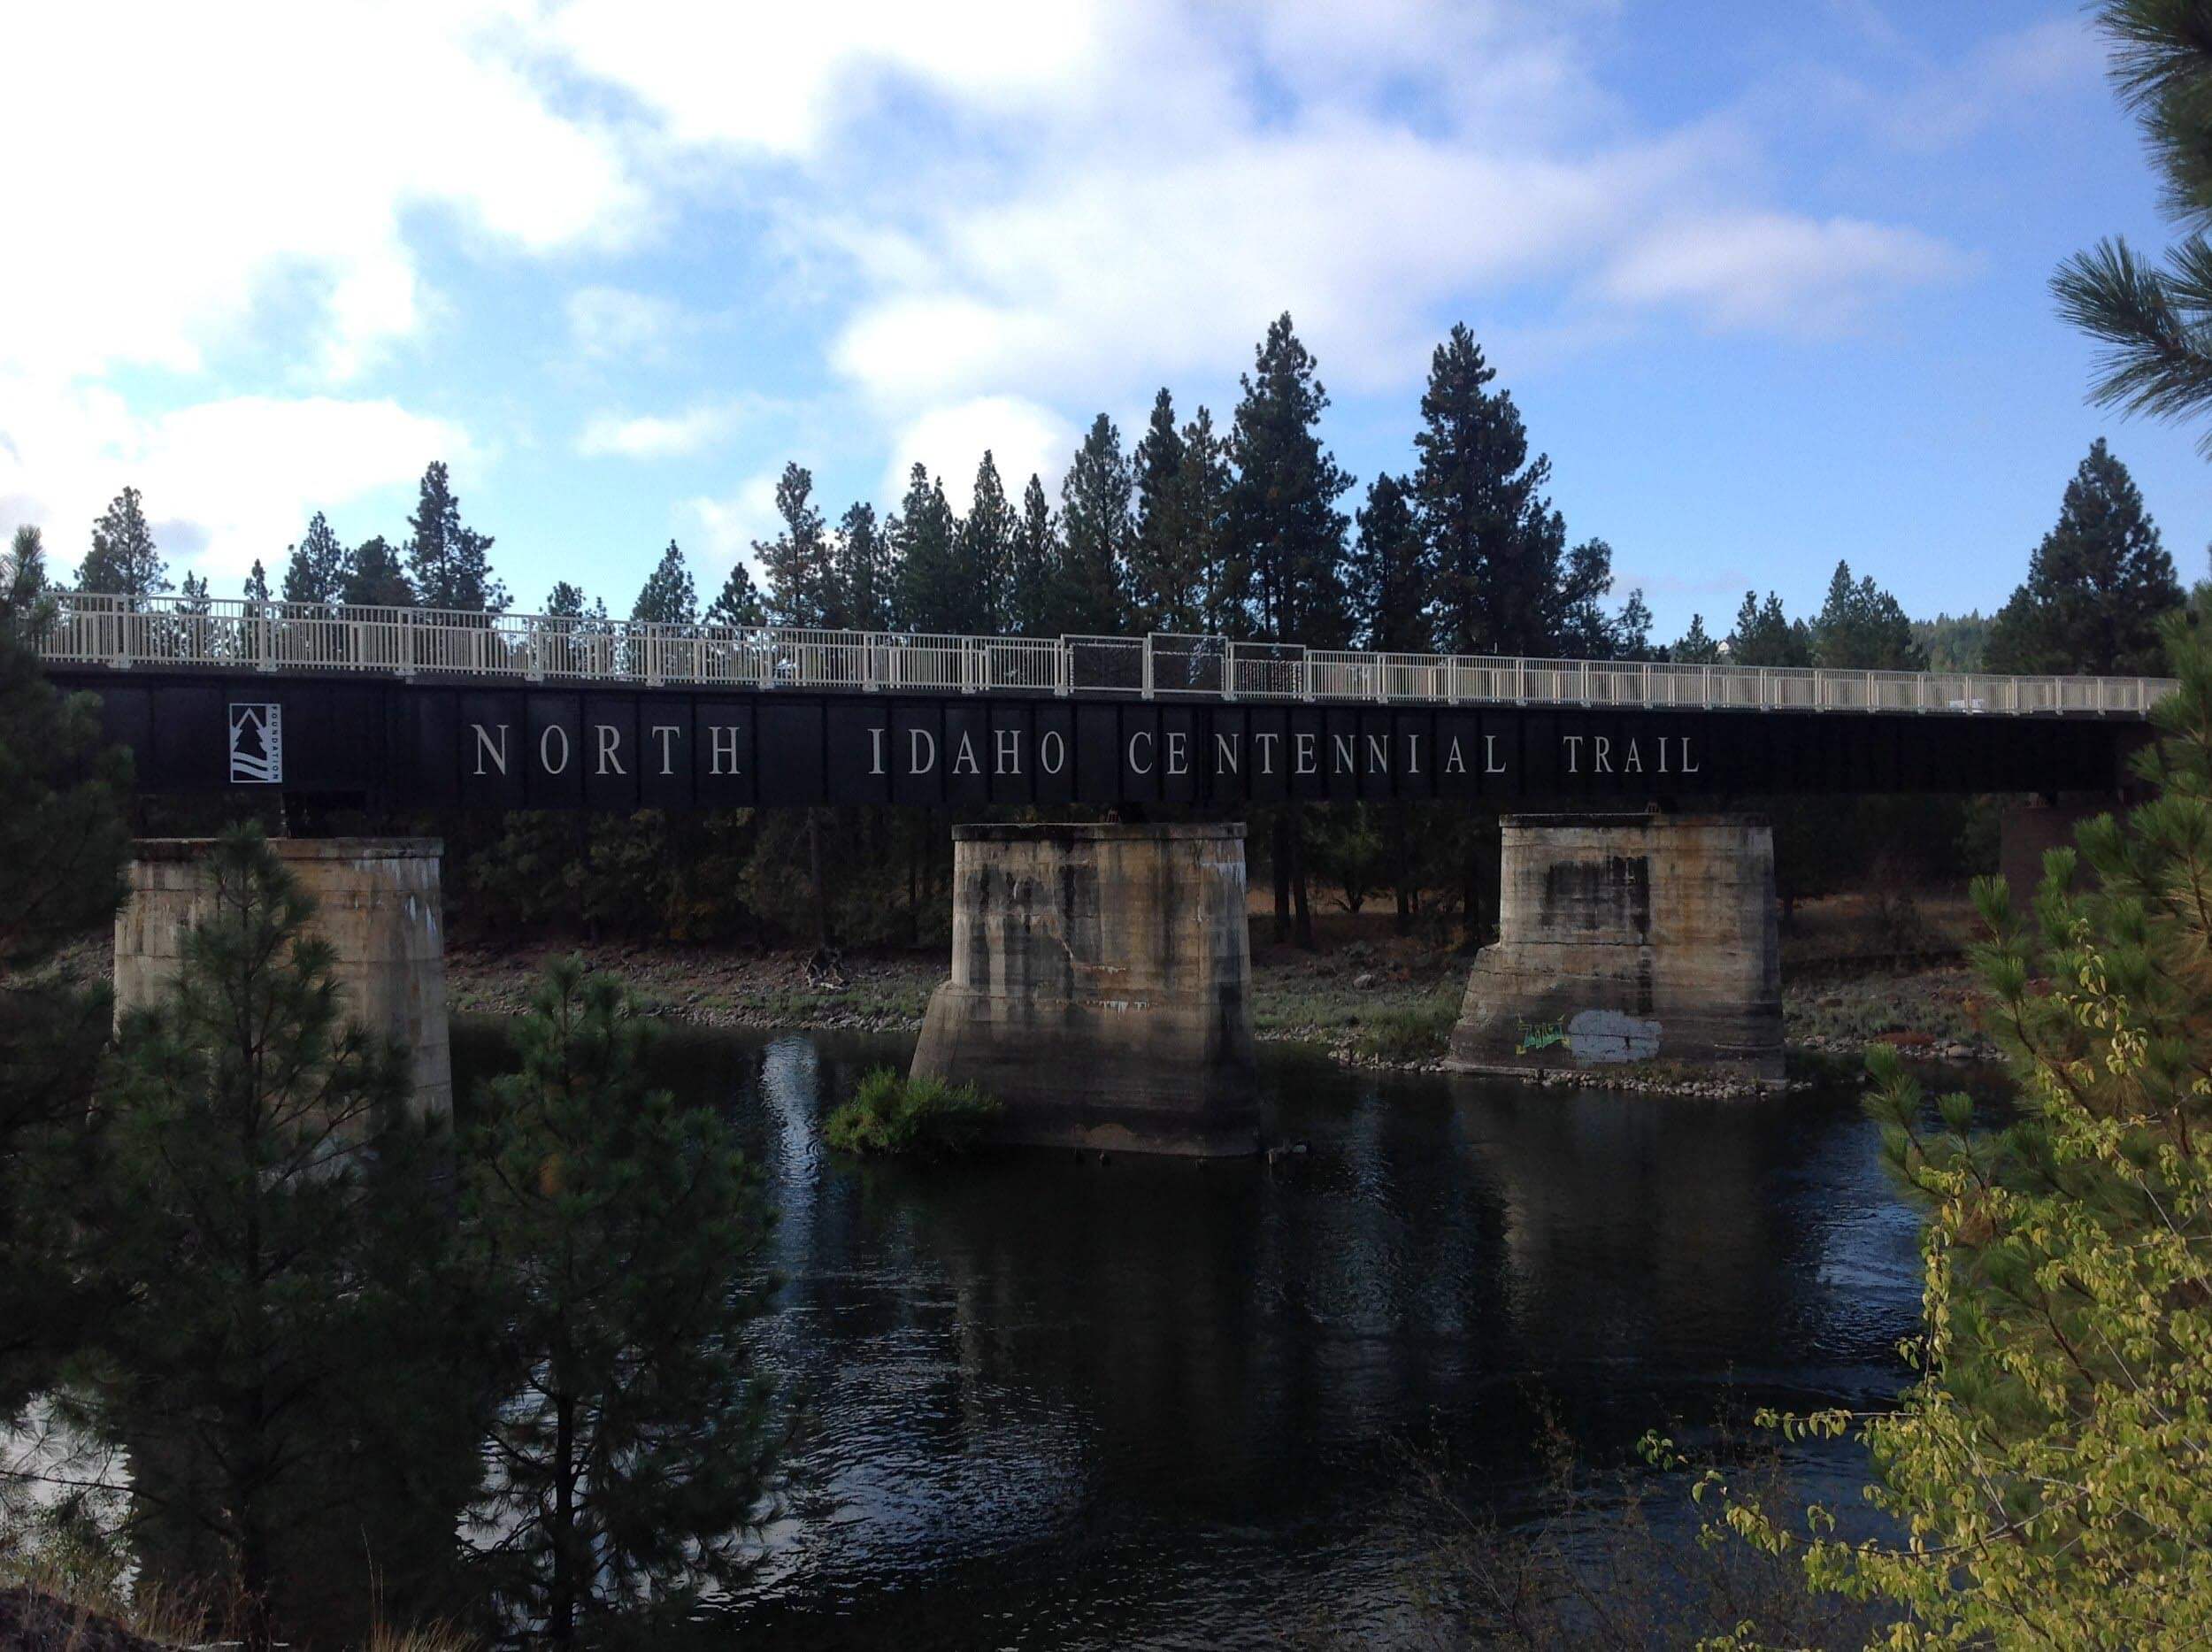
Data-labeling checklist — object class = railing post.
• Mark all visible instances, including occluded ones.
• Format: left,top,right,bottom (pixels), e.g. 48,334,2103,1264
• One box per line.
1640,661,1650,706
1141,635,1155,701
1701,664,1711,709
1515,658,1525,705
401,611,415,677
1866,668,1875,712
1579,659,1590,706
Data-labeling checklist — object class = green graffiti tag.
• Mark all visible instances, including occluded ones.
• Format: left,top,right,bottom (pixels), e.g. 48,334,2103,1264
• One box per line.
1517,1018,1566,1053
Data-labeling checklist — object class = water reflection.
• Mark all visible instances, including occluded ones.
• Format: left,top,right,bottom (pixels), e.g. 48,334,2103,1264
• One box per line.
452,1022,1928,1648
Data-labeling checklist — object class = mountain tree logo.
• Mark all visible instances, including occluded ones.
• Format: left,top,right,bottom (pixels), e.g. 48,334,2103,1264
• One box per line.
228,703,282,784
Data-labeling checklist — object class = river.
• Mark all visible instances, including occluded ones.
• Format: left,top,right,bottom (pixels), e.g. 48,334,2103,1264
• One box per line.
451,1018,1947,1648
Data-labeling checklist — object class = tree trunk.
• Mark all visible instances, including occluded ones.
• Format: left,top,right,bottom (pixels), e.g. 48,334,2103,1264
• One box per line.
549,1392,577,1643
1271,811,1291,945
1290,804,1316,950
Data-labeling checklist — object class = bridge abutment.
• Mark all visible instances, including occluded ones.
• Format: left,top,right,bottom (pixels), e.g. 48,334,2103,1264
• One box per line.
1445,813,1783,1087
116,838,452,1125
910,822,1260,1156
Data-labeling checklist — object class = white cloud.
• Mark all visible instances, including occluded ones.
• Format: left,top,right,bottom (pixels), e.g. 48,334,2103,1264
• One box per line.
566,287,690,364
882,396,1075,511
680,472,783,570
0,1,641,385
577,403,739,459
0,381,469,581
1600,213,1967,330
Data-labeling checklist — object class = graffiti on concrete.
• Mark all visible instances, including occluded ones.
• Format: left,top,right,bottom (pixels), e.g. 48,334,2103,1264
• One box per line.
1516,1018,1567,1053
1564,1008,1663,1064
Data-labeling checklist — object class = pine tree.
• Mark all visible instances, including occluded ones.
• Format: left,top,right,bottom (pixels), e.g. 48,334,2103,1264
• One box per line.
1726,590,1810,667
77,486,169,596
66,827,465,1647
1414,324,1569,656
242,560,271,603
4,525,47,610
339,535,414,608
177,570,211,615
1128,388,1202,633
1671,613,1722,664
755,462,835,629
1810,560,1927,671
1347,473,1432,653
1986,438,2181,676
466,959,777,1643
958,451,1018,634
630,540,698,626
545,580,589,619
1613,587,1655,660
891,463,965,634
832,502,893,630
1555,538,1620,657
280,511,347,605
0,591,130,1413
704,562,764,629
1056,415,1133,636
1225,314,1352,646
1179,405,1236,636
1718,611,2212,1643
1005,474,1061,638
404,461,506,613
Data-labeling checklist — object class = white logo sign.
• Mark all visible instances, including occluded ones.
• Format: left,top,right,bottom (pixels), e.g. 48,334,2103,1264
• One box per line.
228,703,282,784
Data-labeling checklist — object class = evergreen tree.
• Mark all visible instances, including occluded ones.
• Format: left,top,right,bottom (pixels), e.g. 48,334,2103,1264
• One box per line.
176,570,211,615
1612,587,1655,660
704,562,765,630
1671,613,1723,664
1056,415,1133,636
339,535,413,608
404,461,506,613
466,959,777,1643
1347,473,1432,652
77,486,169,595
1226,314,1352,646
1414,324,1565,656
2053,3,2212,453
1985,438,2181,676
65,827,465,1647
242,559,271,603
1128,388,1204,633
4,524,47,608
1719,611,2212,1642
755,462,835,629
832,502,893,631
957,451,1018,634
545,580,590,619
630,540,699,626
1914,611,1992,673
1554,538,1622,657
1179,406,1236,635
0,585,130,1414
1005,474,1061,638
1726,591,1811,667
280,511,347,606
1810,559,1928,671
891,463,966,634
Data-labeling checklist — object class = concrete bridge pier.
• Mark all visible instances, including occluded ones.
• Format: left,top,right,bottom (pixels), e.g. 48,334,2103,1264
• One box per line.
1444,813,1784,1087
910,822,1261,1156
115,838,453,1126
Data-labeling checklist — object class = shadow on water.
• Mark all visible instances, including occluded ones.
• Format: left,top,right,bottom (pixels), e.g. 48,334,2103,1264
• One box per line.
453,1019,1942,1648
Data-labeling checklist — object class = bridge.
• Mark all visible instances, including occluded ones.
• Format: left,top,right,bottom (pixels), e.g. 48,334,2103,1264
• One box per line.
36,592,2167,809
56,589,2161,1149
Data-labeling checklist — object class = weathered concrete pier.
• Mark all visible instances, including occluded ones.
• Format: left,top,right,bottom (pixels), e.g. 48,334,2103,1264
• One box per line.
910,822,1260,1155
1445,813,1784,1086
115,838,453,1124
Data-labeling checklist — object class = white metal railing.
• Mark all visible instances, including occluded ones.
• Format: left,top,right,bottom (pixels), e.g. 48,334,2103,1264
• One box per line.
32,592,2176,718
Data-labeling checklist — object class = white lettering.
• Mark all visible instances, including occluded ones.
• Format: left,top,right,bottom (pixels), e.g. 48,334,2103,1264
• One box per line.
595,723,625,776
1255,732,1279,774
869,726,887,776
1445,738,1467,775
1128,730,1155,774
1166,729,1188,775
471,723,510,777
540,724,571,775
1623,739,1643,774
1041,729,1066,774
710,725,742,776
1594,735,1612,775
995,726,1022,775
1405,734,1422,775
1295,733,1317,775
1679,736,1700,774
1365,734,1389,774
952,731,981,776
1215,732,1241,774
1485,734,1506,774
1562,734,1584,773
650,725,681,776
909,727,937,774
1333,734,1356,773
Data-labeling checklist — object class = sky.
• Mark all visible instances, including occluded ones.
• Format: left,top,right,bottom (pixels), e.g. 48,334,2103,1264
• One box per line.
2,0,2205,642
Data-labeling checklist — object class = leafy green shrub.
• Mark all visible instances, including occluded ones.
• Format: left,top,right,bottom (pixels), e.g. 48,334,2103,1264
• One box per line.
823,1068,1000,1158
1350,998,1459,1064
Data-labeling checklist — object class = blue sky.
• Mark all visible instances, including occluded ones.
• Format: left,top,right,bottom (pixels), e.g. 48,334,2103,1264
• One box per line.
2,0,2203,642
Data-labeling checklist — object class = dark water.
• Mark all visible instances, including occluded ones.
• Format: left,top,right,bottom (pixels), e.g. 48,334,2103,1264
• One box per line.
454,1022,1932,1649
